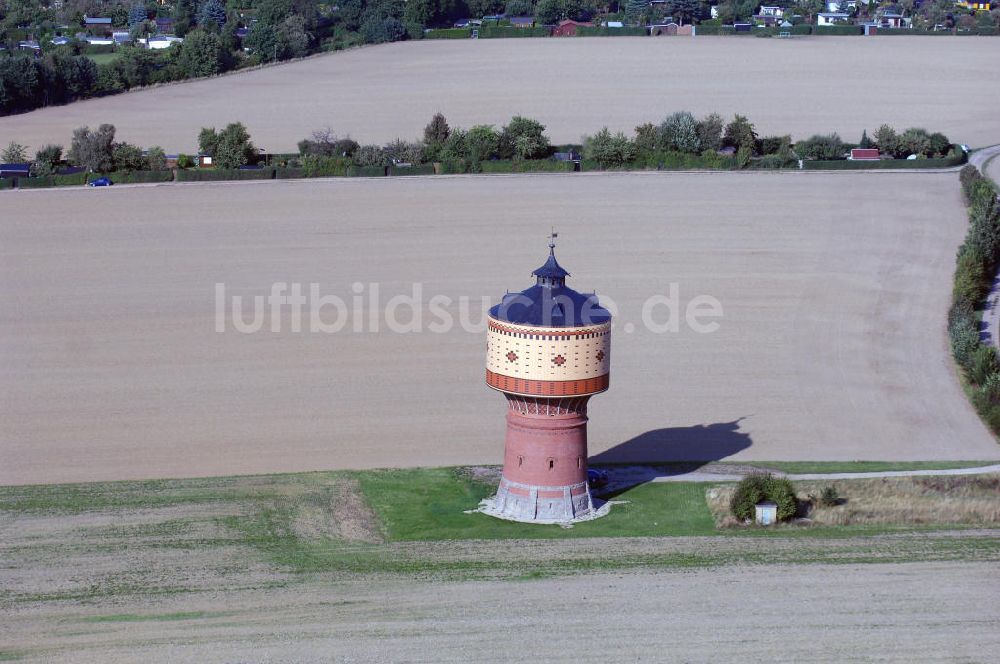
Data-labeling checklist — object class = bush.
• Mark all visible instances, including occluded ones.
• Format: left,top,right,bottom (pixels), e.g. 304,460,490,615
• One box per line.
795,133,846,160
347,165,387,177
176,168,274,181
477,26,551,37
819,486,840,507
729,473,797,522
389,163,436,176
424,28,472,39
18,172,89,188
479,159,574,173
99,170,174,184
659,111,701,154
583,127,638,168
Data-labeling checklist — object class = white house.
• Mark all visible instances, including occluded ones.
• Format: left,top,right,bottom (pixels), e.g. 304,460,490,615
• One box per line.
817,12,851,25
759,6,783,17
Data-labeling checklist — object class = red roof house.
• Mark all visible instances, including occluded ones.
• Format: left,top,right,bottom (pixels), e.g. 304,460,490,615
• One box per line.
552,19,592,36
850,148,880,161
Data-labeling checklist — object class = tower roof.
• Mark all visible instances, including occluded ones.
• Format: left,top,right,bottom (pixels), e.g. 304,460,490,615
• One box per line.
490,237,611,328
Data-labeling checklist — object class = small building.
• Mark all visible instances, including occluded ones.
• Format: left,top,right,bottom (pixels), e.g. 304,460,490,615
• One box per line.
453,18,470,27
553,150,581,162
142,34,183,49
650,22,679,35
849,148,880,160
759,5,784,17
198,155,214,168
877,10,907,28
606,20,624,27
755,501,778,525
84,36,115,46
0,163,30,179
509,17,534,28
817,12,851,25
50,35,71,45
552,19,592,36
956,0,991,9
17,40,40,51
112,31,131,45
733,22,753,31
155,17,175,33
83,16,113,36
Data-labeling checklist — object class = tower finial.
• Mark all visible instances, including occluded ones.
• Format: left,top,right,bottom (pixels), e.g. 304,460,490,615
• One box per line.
548,227,558,254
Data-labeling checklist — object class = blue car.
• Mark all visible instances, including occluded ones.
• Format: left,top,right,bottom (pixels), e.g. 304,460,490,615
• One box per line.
88,177,113,187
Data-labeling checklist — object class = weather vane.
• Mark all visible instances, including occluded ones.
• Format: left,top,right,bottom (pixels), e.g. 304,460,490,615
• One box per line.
549,227,558,252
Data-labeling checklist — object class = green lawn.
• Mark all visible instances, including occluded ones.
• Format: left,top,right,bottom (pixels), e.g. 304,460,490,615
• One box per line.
85,52,121,65
356,467,717,540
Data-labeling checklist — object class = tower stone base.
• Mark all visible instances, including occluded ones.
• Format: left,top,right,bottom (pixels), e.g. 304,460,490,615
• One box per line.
480,395,608,524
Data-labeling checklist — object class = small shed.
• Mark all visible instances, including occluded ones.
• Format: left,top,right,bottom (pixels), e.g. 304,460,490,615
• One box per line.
849,148,880,160
755,501,778,525
509,17,534,28
553,19,592,36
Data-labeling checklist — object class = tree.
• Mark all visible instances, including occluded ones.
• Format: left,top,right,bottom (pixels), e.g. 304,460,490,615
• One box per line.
858,129,872,149
128,3,148,28
624,0,649,24
32,144,62,176
723,114,758,154
659,111,700,154
177,29,229,77
466,125,500,162
423,112,451,146
928,132,951,157
1,141,28,163
198,0,228,30
583,127,637,168
353,144,388,166
204,122,258,169
440,128,469,162
872,124,899,158
795,133,846,160
68,124,116,172
898,127,931,158
112,142,146,171
172,0,197,35
404,0,460,27
360,16,407,43
505,0,533,16
696,113,724,152
146,146,167,170
665,0,702,24
535,0,562,23
634,123,660,152
503,116,549,160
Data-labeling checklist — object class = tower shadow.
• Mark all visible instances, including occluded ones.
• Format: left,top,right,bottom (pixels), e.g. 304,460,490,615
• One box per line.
589,418,753,495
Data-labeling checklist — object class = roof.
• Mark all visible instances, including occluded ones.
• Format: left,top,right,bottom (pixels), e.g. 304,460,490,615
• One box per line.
851,148,880,159
84,16,113,24
0,163,30,171
490,245,611,328
510,17,534,24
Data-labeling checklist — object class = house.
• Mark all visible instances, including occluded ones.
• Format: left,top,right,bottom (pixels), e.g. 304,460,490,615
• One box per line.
816,12,851,25
0,163,30,178
754,501,778,525
509,17,534,28
112,31,131,45
141,35,183,49
849,148,880,160
956,0,991,9
83,16,113,36
552,19,592,36
877,9,908,27
759,5,784,17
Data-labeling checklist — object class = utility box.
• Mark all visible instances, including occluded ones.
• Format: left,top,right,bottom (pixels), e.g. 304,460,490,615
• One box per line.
755,501,778,525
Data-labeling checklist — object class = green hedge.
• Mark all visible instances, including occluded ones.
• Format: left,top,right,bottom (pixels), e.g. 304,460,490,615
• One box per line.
576,26,647,36
176,168,275,181
389,163,436,176
0,178,12,189
425,28,472,39
479,159,575,173
802,149,966,170
436,161,468,174
347,165,387,177
99,170,174,184
477,26,551,38
813,24,864,35
18,172,89,188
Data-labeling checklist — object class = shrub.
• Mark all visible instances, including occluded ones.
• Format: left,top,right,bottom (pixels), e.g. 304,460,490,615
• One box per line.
758,135,791,156
99,170,174,184
819,486,840,507
353,144,388,167
176,168,274,181
969,344,1000,386
696,113,724,152
723,114,757,154
659,111,700,154
177,154,195,169
729,473,797,522
503,116,550,160
32,144,63,176
795,133,847,160
582,127,638,168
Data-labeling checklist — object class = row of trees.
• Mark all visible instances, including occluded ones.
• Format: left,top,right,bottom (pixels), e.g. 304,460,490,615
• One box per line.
297,113,552,169
950,166,1000,432
4,123,170,175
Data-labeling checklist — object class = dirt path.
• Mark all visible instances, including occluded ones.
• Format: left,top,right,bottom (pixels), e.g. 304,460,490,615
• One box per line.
1,37,999,152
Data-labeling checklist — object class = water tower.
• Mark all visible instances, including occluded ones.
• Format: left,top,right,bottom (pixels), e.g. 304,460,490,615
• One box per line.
482,234,612,523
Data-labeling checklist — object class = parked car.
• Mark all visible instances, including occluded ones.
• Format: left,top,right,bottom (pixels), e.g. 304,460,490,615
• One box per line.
88,177,113,187
587,468,609,488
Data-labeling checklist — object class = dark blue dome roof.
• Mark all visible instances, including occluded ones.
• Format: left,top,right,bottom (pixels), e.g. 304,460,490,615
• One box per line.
490,247,611,328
